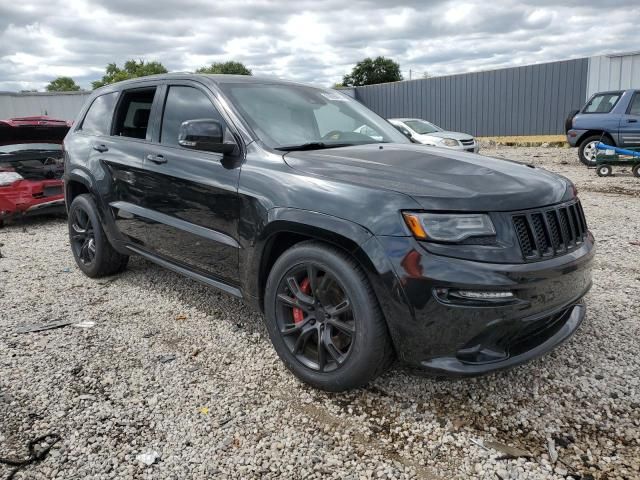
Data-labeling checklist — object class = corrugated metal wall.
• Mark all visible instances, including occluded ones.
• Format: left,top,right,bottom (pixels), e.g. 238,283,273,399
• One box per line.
355,58,589,136
0,92,90,121
586,52,640,98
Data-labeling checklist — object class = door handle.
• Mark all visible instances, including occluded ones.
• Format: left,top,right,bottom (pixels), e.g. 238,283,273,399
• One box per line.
146,154,167,164
628,118,638,123
93,144,108,153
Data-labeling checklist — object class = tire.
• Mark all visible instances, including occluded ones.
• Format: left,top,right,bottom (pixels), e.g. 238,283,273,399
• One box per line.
596,164,612,177
565,109,579,133
633,164,640,178
578,135,605,167
264,241,394,391
68,194,128,278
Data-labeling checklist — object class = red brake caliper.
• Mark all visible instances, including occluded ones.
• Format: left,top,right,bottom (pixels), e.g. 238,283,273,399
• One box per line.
292,277,311,325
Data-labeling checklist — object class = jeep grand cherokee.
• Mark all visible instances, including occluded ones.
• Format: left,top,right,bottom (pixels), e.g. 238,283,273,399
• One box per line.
63,74,594,391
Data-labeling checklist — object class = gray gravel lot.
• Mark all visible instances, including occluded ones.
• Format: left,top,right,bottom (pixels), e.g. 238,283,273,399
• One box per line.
1,146,639,479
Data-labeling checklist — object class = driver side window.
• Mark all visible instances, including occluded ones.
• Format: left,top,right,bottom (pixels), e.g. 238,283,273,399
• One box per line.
160,86,224,148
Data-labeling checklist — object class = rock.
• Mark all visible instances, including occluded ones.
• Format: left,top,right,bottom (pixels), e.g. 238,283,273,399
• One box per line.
136,451,160,466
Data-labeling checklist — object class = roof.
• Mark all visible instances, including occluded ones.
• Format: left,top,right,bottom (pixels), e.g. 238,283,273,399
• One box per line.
93,73,315,92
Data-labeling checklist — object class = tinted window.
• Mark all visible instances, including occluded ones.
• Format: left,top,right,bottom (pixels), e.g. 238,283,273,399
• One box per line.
583,93,621,114
80,92,117,135
113,88,156,139
160,86,223,147
219,83,408,148
628,93,640,116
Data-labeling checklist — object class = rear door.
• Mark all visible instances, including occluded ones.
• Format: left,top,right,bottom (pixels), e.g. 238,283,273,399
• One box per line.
98,83,161,246
619,91,640,147
138,81,242,285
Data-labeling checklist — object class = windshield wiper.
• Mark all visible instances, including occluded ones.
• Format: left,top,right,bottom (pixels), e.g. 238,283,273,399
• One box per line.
275,142,353,151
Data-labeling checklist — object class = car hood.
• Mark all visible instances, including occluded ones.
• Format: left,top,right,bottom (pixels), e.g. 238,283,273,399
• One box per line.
283,143,571,211
0,120,69,146
420,131,474,141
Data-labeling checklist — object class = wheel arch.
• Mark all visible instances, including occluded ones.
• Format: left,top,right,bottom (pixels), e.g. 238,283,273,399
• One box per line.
578,130,615,146
249,209,374,312
64,169,95,211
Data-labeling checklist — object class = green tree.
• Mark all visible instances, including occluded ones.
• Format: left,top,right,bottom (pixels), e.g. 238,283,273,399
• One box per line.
46,77,81,92
342,56,402,87
196,61,252,75
92,60,168,89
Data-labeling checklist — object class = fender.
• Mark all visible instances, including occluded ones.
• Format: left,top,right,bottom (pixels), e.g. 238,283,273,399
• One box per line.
64,167,129,255
64,168,95,210
240,208,414,351
240,207,373,309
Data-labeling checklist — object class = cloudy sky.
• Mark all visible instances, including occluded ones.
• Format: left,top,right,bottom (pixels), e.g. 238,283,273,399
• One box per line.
1,0,638,91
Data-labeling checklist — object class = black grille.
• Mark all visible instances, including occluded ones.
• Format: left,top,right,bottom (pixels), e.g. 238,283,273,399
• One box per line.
513,200,588,261
460,138,475,146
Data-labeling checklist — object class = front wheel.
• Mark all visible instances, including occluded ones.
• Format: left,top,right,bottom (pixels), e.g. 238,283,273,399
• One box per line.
633,164,640,178
264,241,394,391
68,194,128,278
596,164,613,177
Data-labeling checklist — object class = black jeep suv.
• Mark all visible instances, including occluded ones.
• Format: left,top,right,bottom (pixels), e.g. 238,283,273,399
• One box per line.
64,74,594,391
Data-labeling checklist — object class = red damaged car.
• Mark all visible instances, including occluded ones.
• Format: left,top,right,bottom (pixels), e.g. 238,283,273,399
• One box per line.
0,116,70,226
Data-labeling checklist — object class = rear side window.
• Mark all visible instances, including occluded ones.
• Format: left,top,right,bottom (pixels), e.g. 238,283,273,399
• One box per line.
113,88,156,140
160,86,224,147
628,93,640,116
80,92,117,135
583,93,621,114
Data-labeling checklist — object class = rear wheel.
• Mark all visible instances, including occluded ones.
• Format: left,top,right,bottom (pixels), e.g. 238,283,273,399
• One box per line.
633,164,640,178
264,241,393,391
578,135,605,167
596,164,613,177
68,194,128,278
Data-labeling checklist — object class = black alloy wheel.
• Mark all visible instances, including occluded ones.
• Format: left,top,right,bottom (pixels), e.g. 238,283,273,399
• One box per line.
264,241,394,391
67,194,128,278
70,207,96,265
275,263,355,373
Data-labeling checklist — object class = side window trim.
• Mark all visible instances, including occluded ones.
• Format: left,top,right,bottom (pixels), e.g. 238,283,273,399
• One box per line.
148,84,167,143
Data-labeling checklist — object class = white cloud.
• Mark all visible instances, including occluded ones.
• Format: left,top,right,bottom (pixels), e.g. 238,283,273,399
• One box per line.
0,0,638,91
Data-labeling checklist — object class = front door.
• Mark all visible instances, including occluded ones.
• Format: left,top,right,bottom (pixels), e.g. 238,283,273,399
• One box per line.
138,83,242,285
619,91,640,147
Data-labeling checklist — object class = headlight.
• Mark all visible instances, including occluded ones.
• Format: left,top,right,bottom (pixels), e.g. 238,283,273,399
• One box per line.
402,212,495,242
439,138,459,147
0,171,23,186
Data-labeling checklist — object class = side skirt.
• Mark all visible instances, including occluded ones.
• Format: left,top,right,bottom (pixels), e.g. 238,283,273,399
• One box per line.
126,244,243,298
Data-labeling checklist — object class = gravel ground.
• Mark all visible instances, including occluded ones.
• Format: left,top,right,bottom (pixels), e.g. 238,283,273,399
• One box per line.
1,146,639,480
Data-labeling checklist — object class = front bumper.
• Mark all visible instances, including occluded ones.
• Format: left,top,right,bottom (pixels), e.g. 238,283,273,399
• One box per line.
439,142,480,153
372,234,594,375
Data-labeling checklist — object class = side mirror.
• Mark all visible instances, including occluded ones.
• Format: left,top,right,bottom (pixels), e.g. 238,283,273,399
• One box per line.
178,119,236,154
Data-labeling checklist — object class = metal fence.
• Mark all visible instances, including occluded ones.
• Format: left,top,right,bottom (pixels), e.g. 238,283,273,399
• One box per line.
0,91,90,121
355,58,589,137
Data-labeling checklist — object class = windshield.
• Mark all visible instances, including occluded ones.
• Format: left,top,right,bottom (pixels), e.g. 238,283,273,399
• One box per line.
403,120,442,134
0,143,62,154
219,83,409,149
